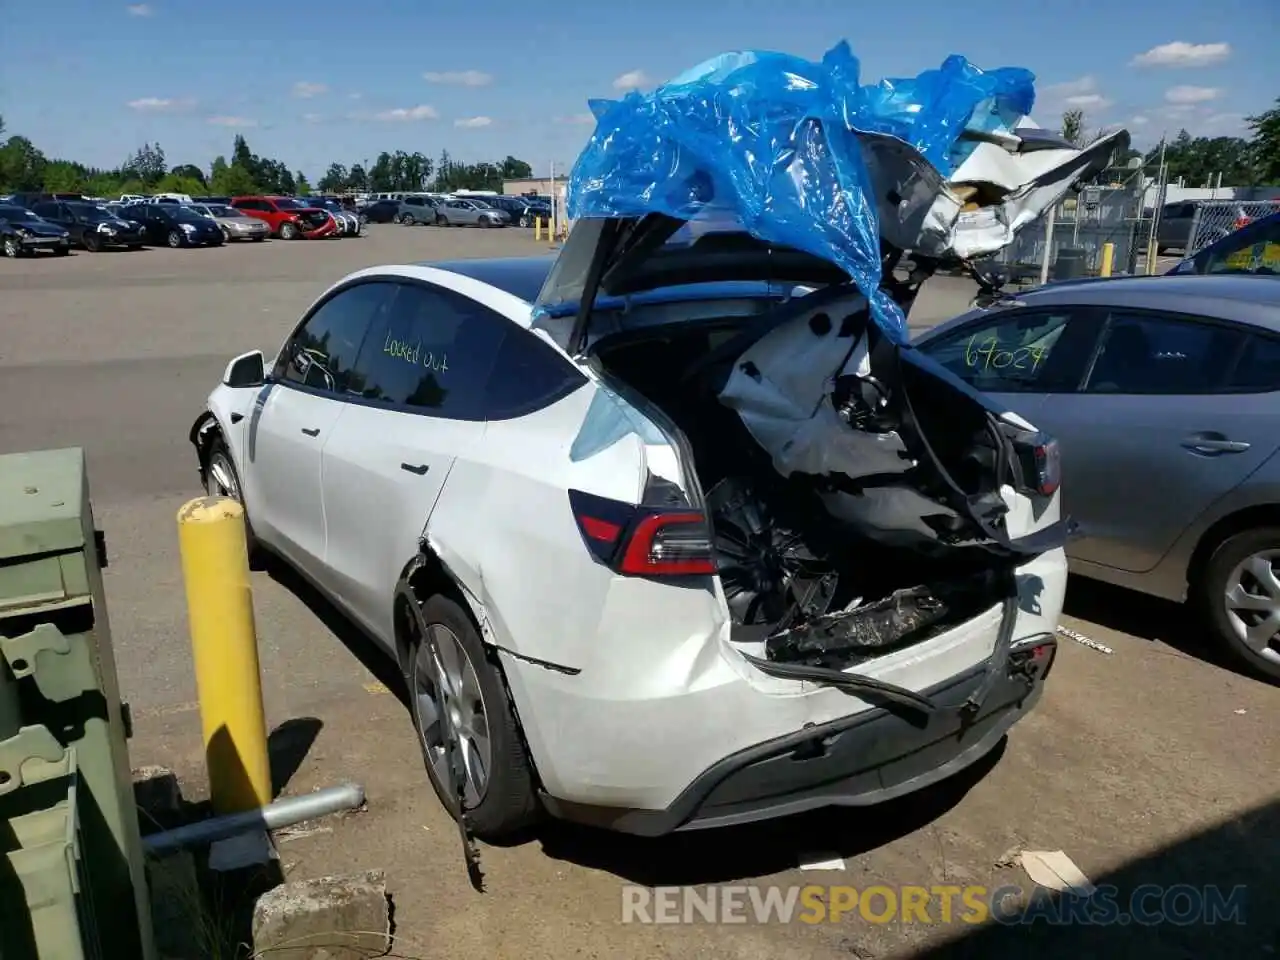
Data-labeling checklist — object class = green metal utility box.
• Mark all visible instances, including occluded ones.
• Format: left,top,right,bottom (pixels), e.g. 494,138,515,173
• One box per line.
0,448,156,959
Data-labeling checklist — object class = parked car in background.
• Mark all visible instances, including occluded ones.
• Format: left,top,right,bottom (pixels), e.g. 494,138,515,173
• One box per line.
395,196,439,225
360,199,401,224
29,199,146,251
0,203,72,257
301,197,362,236
128,202,225,248
1154,201,1280,255
189,202,271,242
915,274,1280,681
230,196,336,240
434,197,508,227
1168,211,1280,278
485,195,548,227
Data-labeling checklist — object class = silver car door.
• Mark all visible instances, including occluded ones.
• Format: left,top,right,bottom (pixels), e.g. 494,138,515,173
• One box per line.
1042,309,1280,574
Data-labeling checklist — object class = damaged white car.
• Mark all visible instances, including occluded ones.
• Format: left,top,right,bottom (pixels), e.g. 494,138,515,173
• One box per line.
189,45,1126,842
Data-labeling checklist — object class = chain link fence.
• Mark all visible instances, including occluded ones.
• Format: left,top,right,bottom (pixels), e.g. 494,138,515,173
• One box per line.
991,165,1148,282
1185,200,1280,258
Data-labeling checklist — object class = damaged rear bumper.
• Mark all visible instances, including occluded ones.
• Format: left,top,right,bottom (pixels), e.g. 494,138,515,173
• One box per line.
539,632,1055,837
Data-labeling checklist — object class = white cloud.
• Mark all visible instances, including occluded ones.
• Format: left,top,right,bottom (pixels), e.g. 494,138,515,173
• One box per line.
1165,85,1221,104
125,4,152,15
292,81,328,99
422,70,493,87
1131,41,1231,68
454,116,492,128
555,113,596,125
1131,114,1150,125
126,96,195,112
612,69,650,91
348,92,363,100
207,116,256,128
372,105,439,122
1042,76,1099,99
1065,94,1113,109
303,113,325,124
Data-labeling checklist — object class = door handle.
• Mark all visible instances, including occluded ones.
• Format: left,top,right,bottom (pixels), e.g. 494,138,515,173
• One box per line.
301,427,320,437
400,462,430,475
1181,434,1250,455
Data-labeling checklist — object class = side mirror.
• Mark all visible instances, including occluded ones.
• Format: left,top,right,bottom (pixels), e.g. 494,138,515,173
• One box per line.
223,350,266,388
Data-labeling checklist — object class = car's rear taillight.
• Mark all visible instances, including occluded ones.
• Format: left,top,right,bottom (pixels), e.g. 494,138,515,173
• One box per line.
1234,216,1252,231
568,488,716,578
1008,429,1060,497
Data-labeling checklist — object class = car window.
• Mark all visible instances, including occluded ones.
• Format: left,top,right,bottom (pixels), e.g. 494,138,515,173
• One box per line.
1085,312,1246,395
276,282,395,394
32,202,59,218
235,199,263,211
349,282,508,419
1203,217,1280,276
1227,334,1280,392
484,329,587,420
918,309,1094,393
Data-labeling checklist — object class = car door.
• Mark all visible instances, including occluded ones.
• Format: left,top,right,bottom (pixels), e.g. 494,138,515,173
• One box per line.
448,200,477,225
31,201,68,233
914,304,1104,426
318,280,504,645
244,281,394,576
1038,308,1280,573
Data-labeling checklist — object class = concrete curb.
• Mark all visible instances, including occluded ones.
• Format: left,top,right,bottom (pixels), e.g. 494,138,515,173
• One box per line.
252,869,391,959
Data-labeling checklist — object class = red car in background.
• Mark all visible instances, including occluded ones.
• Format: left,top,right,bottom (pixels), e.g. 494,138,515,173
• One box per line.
229,196,336,239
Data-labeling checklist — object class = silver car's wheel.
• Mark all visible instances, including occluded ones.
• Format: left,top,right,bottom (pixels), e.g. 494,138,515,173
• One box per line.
205,449,241,501
3,236,19,258
1222,551,1280,669
413,623,492,809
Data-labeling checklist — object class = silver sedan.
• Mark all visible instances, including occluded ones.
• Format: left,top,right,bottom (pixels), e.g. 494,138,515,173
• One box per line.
914,273,1280,681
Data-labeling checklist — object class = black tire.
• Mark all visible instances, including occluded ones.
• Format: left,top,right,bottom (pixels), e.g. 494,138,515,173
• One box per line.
54,246,70,256
221,226,231,243
2,236,19,258
403,214,416,226
251,235,265,242
84,233,102,253
435,214,448,227
167,229,183,248
280,221,300,240
407,593,540,840
1199,526,1280,681
519,214,532,228
202,437,265,570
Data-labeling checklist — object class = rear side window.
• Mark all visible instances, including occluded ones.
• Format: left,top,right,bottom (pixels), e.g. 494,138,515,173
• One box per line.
1085,312,1245,394
1227,334,1280,392
484,329,587,420
32,202,59,218
349,281,509,419
276,282,395,394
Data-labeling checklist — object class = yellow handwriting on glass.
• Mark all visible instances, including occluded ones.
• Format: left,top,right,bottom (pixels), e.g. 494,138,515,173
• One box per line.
384,331,448,372
965,335,1046,373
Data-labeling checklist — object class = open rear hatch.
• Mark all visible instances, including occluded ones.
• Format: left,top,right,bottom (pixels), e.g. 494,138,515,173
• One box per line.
537,42,1118,709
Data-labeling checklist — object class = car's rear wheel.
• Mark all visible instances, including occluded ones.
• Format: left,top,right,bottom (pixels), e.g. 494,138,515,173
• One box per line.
203,437,264,569
405,593,540,840
84,233,102,252
280,221,300,240
167,230,183,248
519,213,532,228
435,214,448,227
1200,527,1280,682
2,237,19,258
403,214,416,226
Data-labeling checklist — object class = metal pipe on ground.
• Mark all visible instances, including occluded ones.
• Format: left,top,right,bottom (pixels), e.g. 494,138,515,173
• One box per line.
142,782,365,855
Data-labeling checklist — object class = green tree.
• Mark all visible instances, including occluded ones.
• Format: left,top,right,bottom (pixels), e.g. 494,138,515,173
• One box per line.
369,152,393,192
122,142,166,186
347,163,368,192
211,162,258,196
501,155,533,179
42,160,87,193
169,163,207,186
318,162,348,192
295,171,312,195
1147,129,1256,186
1060,109,1085,147
0,136,48,191
156,173,206,196
1246,97,1280,185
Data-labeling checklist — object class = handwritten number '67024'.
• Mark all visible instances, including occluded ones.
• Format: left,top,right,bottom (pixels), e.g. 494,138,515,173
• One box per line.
965,335,1046,374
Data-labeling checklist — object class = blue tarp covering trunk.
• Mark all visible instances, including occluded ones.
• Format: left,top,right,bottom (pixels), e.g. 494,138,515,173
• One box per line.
566,41,1038,344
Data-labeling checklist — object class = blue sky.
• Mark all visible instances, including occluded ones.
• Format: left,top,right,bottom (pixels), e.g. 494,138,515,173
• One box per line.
2,0,1275,181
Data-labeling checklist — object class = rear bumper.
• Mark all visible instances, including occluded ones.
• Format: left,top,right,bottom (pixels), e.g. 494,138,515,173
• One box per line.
539,636,1055,836
302,219,337,239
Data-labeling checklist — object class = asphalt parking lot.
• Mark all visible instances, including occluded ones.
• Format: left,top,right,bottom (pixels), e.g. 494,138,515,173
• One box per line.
2,226,1276,959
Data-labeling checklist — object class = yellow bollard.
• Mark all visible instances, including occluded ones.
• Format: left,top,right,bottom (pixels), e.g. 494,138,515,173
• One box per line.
1099,242,1115,277
534,217,543,241
176,496,271,815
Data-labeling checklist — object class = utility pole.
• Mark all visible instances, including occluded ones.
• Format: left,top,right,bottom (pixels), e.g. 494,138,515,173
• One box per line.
1145,136,1168,275
549,159,558,239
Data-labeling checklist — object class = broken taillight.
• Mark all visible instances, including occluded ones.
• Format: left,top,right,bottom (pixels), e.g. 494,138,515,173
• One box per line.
568,488,717,577
1011,430,1061,497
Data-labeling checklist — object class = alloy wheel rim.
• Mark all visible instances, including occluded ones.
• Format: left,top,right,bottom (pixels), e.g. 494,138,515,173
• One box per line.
206,453,241,502
3,238,17,257
1223,549,1280,666
412,623,491,808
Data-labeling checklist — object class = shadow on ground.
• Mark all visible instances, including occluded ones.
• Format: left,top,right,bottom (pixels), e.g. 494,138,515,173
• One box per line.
1063,576,1260,678
912,797,1280,959
534,741,1005,886
264,557,409,703
268,716,323,797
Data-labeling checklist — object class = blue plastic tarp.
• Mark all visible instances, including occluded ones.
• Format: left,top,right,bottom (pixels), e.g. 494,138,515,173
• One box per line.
566,41,1035,345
